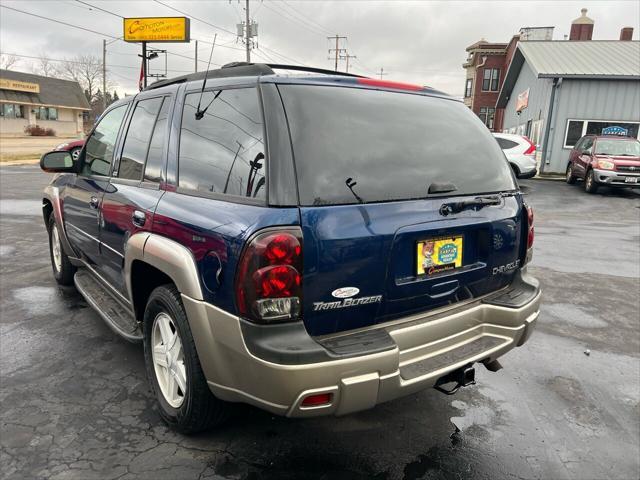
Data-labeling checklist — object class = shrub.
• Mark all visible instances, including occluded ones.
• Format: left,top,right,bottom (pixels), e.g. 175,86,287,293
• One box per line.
24,125,56,136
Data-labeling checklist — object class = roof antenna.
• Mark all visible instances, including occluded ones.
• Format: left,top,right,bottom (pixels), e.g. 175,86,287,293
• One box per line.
195,34,217,120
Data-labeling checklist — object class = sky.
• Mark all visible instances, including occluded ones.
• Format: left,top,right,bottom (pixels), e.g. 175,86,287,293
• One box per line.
1,0,639,97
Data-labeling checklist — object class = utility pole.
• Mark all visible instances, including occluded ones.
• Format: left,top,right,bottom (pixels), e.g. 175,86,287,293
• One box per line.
102,39,107,111
378,67,388,79
245,0,250,62
195,40,198,72
340,53,357,73
327,35,347,71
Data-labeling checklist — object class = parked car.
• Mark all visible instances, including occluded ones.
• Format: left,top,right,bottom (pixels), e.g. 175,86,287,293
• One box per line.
492,133,538,179
566,134,640,193
39,63,540,433
54,139,85,161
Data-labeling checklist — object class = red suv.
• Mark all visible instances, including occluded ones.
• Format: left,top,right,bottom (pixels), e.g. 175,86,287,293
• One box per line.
566,135,640,193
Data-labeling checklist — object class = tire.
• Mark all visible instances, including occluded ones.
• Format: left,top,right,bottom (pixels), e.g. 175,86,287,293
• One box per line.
566,163,577,184
510,163,521,178
47,213,75,285
70,147,82,162
584,169,598,194
143,284,229,433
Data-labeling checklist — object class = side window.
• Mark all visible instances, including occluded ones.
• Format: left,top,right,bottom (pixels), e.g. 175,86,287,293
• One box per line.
82,104,128,177
178,87,266,200
118,97,164,181
496,138,518,149
581,137,594,153
573,137,584,151
144,98,170,183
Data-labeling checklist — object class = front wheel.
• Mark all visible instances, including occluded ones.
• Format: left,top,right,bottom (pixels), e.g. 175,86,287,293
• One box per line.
143,284,229,433
584,169,598,194
48,214,75,285
566,163,577,184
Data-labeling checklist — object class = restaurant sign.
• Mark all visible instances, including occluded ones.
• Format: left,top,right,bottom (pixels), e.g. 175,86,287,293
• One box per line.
0,78,40,93
123,17,190,43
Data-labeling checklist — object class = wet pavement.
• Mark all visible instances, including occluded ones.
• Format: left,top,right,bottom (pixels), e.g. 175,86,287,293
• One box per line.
1,165,639,480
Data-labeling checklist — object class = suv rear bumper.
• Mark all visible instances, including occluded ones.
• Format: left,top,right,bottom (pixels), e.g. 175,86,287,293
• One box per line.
183,270,540,417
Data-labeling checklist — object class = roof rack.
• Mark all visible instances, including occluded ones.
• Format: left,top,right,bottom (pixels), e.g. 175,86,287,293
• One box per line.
144,62,364,91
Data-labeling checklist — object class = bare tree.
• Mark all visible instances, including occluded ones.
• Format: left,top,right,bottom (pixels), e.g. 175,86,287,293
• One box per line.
30,53,57,77
0,54,19,70
57,54,103,102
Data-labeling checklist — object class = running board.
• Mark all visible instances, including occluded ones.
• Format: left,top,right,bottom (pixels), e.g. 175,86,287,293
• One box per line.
74,270,142,343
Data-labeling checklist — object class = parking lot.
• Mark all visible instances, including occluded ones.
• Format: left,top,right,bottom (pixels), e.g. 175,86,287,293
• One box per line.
0,164,638,480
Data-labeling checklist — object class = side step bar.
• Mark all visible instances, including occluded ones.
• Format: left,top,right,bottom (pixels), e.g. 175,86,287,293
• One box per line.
74,270,142,343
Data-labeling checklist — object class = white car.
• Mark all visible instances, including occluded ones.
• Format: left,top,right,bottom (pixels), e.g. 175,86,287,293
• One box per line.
493,133,538,179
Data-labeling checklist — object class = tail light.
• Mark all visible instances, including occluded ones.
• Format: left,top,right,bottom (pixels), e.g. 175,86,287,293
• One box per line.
525,204,534,263
235,228,303,323
523,137,536,156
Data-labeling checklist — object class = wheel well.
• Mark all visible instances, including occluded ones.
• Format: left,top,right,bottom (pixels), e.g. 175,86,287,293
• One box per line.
43,199,53,231
510,163,520,175
130,260,175,322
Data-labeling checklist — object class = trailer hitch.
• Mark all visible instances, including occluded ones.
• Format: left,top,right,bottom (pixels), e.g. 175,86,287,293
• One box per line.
434,366,476,395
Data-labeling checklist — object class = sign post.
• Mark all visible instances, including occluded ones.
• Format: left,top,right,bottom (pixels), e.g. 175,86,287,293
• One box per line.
124,17,191,90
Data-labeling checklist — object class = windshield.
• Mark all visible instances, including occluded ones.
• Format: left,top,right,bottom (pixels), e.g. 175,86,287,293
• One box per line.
595,139,640,157
278,85,516,206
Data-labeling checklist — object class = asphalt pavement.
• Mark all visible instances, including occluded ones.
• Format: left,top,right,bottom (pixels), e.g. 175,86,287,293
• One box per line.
1,165,639,480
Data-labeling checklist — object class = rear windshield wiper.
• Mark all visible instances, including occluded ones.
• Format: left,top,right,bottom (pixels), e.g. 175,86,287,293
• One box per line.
439,195,501,216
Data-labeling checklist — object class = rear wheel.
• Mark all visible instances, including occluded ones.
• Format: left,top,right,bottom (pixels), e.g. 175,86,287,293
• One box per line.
47,214,75,285
584,169,598,194
565,163,577,184
143,284,229,433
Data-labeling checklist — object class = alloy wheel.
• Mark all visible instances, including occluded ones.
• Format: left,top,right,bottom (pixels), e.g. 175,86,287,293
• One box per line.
51,224,62,273
151,312,187,408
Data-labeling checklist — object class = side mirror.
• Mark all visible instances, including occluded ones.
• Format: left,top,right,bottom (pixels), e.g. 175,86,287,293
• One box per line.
40,151,76,173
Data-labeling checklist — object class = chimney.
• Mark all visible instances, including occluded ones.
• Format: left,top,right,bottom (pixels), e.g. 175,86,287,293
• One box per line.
569,8,594,41
620,27,634,41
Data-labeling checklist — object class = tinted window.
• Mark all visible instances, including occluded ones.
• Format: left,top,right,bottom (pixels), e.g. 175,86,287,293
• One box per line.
565,120,585,147
144,98,170,183
496,137,519,150
279,85,516,206
118,97,163,180
179,88,265,199
82,104,127,176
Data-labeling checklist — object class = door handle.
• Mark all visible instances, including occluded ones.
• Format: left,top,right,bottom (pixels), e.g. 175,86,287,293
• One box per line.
132,210,146,227
89,196,99,209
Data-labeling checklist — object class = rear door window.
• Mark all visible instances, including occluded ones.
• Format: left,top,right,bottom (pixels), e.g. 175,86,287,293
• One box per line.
496,137,519,150
118,97,164,181
278,85,515,206
144,98,171,183
178,88,266,200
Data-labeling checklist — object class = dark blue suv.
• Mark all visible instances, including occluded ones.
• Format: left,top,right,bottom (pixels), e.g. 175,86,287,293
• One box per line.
40,63,540,433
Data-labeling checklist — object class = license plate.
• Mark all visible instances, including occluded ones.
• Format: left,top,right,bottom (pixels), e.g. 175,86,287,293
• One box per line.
417,236,463,276
624,177,638,183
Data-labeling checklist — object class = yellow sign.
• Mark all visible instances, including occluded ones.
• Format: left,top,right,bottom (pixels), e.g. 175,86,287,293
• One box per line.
123,17,190,43
0,78,40,93
417,236,463,276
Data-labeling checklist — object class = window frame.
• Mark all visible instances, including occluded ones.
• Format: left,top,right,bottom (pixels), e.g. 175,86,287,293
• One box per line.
111,94,168,186
174,83,269,207
482,68,500,92
78,101,133,179
563,118,640,149
464,78,473,98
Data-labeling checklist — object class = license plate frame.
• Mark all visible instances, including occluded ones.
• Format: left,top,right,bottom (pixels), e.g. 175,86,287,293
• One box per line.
417,236,463,276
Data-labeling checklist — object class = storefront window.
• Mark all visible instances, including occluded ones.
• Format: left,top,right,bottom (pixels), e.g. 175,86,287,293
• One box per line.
564,119,640,148
35,107,58,120
48,107,58,120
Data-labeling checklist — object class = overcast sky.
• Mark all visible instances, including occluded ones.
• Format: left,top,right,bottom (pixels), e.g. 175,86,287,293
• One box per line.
1,0,638,96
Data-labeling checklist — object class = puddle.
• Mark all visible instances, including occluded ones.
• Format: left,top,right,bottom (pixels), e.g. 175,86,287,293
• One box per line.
12,286,67,316
543,303,608,328
0,200,43,217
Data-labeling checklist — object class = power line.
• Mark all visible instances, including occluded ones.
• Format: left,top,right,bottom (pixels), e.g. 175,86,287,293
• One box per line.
277,1,333,36
152,0,237,37
75,0,123,19
0,4,120,39
261,3,326,37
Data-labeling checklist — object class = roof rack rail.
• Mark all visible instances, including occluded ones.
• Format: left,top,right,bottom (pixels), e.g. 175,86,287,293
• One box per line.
144,62,364,91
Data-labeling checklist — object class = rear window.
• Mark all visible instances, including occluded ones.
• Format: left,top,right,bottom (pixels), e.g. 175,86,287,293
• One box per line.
496,137,519,150
279,85,515,206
